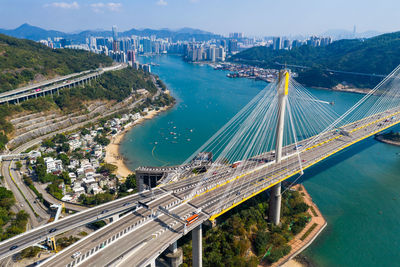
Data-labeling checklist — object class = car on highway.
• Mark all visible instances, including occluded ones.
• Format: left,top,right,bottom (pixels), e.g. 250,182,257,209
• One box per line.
72,251,81,259
101,209,109,214
294,144,303,150
9,245,18,250
49,228,57,233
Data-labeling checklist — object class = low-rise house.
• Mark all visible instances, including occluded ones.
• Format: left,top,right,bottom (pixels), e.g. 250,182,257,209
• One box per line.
68,139,82,151
70,160,79,168
88,183,102,195
61,195,73,202
73,186,85,195
76,168,85,178
131,113,142,121
83,177,96,185
68,172,77,183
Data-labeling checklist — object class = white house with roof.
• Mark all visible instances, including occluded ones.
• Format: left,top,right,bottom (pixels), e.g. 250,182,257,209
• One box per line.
68,139,81,151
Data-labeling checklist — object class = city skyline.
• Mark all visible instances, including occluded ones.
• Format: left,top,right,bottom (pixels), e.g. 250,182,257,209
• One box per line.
1,0,400,36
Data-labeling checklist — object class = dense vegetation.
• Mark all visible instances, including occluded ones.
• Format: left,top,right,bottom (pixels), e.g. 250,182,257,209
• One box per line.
379,131,400,142
0,33,112,92
0,187,29,241
181,189,310,266
231,31,400,89
53,67,158,111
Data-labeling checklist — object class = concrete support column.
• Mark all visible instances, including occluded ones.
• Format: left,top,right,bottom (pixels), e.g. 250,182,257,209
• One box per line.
192,224,202,267
110,214,119,223
168,242,177,253
269,182,282,225
166,241,183,267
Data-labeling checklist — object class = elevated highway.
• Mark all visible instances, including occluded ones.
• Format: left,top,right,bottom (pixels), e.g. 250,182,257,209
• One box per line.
0,64,126,104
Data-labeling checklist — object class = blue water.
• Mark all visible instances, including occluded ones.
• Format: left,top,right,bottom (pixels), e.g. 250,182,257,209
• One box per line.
121,55,400,266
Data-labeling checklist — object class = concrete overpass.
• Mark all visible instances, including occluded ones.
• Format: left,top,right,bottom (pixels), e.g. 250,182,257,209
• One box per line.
0,64,126,105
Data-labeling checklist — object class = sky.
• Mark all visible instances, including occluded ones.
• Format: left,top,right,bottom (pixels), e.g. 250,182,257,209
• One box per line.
1,0,400,36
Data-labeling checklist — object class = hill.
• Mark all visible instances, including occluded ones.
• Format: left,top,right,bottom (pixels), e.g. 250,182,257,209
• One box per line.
0,33,112,92
231,31,400,89
0,23,221,43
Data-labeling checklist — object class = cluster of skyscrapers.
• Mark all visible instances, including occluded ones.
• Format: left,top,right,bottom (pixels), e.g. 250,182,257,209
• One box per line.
38,26,334,64
272,36,332,50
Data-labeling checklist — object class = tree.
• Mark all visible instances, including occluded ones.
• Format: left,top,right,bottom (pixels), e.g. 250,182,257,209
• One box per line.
58,143,70,153
57,153,70,166
94,135,110,146
99,163,117,174
52,134,68,144
15,161,22,170
42,139,55,148
60,171,71,185
254,230,270,256
0,187,15,209
81,128,90,136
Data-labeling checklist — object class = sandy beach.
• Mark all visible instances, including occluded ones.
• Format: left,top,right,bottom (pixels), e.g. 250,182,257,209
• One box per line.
104,106,171,180
281,260,305,267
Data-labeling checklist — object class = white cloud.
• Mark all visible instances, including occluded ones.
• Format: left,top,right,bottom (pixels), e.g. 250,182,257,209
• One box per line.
156,0,167,6
107,2,122,11
90,2,122,13
44,1,80,9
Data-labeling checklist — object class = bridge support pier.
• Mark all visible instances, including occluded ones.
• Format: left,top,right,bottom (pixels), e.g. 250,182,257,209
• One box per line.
192,224,202,267
165,241,183,267
269,182,282,225
109,214,120,223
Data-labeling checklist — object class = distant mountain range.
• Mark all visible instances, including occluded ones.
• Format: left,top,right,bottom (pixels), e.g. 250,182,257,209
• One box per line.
0,23,221,43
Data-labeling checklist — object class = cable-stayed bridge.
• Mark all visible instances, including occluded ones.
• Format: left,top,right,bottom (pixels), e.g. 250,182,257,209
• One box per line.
2,64,400,267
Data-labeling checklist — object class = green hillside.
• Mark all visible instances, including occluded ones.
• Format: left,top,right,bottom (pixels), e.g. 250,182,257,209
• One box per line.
0,33,112,92
231,31,400,89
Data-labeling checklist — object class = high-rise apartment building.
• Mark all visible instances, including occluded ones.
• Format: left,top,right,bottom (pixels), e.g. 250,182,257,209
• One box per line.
273,37,282,50
112,25,118,40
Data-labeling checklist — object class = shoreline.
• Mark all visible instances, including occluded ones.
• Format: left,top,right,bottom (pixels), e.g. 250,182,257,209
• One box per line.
202,60,373,95
311,86,372,95
104,105,173,180
375,134,400,146
273,184,327,267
